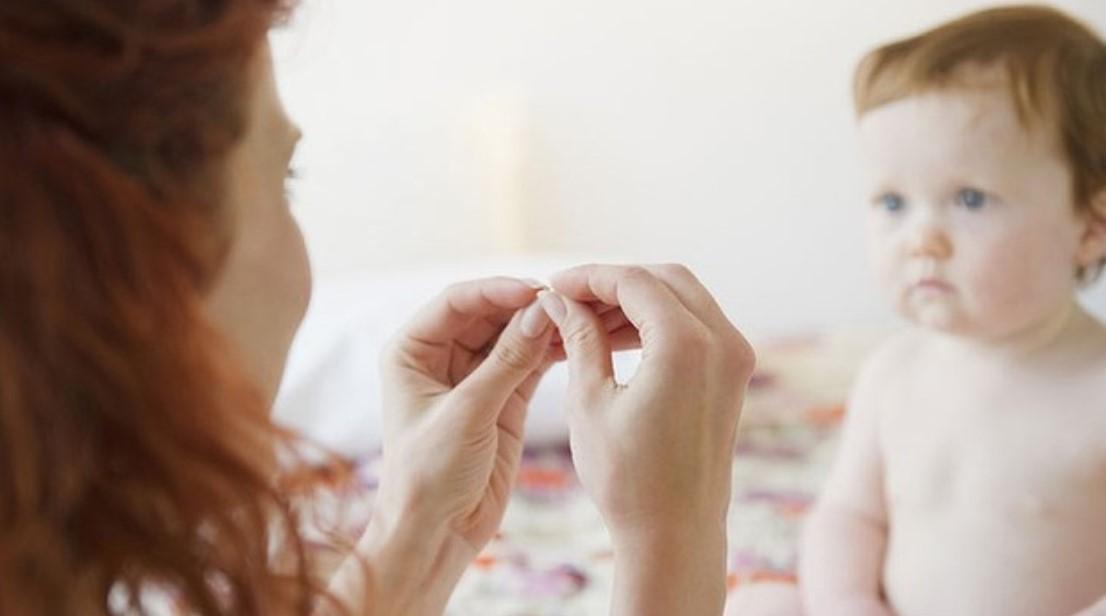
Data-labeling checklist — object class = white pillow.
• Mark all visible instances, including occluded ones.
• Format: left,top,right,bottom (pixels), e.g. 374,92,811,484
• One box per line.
273,255,640,458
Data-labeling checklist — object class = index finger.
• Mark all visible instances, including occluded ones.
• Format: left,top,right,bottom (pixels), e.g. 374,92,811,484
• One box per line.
553,263,732,334
548,265,702,350
402,277,542,346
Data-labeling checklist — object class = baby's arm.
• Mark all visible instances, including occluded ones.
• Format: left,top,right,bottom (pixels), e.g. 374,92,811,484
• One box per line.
799,354,894,616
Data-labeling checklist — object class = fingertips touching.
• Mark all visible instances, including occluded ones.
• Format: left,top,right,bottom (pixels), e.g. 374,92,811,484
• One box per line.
519,299,553,338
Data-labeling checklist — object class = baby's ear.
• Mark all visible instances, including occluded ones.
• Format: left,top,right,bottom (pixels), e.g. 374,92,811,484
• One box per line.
1077,189,1106,268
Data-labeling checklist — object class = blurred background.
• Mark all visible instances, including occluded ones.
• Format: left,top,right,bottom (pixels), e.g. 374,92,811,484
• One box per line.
265,6,1106,609
270,0,1106,337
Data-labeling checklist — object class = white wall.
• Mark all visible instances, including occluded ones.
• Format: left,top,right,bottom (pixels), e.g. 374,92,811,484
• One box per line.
271,0,1106,336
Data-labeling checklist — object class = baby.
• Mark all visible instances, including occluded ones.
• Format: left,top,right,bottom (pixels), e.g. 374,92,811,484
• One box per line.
734,6,1106,616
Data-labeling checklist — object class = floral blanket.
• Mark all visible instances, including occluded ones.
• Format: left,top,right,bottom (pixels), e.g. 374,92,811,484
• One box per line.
303,332,879,615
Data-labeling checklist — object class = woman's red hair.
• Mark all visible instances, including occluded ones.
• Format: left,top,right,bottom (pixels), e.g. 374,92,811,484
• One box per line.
0,1,337,613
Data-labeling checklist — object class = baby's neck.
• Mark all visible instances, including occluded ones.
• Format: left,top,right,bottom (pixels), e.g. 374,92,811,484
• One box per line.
926,301,1101,367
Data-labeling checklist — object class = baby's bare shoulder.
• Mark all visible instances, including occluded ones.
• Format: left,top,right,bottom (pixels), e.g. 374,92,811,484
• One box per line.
1022,315,1106,423
1065,358,1106,409
847,331,928,419
854,331,925,390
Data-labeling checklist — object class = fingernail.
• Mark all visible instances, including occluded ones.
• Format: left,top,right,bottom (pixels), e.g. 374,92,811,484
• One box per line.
522,278,546,290
520,301,551,338
538,291,566,326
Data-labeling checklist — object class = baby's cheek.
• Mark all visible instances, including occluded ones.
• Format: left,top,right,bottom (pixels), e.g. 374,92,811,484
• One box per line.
866,233,903,292
871,253,909,316
966,232,1074,326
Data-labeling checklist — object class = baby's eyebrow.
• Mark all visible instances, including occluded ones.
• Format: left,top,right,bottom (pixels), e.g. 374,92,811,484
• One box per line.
867,183,900,196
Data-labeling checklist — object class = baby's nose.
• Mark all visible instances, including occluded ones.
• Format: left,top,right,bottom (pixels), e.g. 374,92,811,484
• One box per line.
908,224,953,260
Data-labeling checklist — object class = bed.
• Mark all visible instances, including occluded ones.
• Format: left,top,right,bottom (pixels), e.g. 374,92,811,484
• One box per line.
274,263,883,614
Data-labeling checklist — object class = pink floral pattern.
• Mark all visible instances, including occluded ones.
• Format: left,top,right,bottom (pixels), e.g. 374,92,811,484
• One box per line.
302,332,877,615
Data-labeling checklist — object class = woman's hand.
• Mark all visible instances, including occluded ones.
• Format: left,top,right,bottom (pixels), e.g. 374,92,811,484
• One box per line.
335,277,555,616
540,264,755,616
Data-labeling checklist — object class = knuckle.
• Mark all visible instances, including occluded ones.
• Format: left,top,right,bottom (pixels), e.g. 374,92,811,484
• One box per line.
739,336,757,368
448,387,484,412
564,320,603,351
379,336,406,369
490,339,536,373
657,262,694,281
440,281,466,298
622,265,653,283
670,319,710,350
441,278,485,303
718,331,756,377
659,324,710,373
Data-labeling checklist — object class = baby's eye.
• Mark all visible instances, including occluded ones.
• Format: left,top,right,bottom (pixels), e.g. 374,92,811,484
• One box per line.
956,188,987,210
876,193,906,213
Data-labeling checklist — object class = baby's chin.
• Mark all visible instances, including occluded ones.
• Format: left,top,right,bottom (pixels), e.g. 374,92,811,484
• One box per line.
897,302,979,337
899,306,1052,344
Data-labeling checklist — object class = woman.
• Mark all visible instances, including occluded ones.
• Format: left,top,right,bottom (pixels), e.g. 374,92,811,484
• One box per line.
0,1,755,614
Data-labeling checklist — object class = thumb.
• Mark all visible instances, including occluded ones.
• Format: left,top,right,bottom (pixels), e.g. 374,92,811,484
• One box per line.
538,291,616,397
455,300,554,416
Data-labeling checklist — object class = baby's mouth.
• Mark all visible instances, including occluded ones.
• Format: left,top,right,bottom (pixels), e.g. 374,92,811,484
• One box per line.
910,277,955,293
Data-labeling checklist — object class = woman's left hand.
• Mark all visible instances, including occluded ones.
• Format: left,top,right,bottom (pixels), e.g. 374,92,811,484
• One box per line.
349,277,555,616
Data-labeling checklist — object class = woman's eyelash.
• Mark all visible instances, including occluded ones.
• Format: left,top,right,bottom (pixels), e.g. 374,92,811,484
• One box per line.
284,166,301,197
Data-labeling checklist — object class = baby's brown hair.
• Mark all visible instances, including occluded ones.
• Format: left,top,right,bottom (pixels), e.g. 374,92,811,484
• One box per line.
854,5,1106,281
854,5,1106,217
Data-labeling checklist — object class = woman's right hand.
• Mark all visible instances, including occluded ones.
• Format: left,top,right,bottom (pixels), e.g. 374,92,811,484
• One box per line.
540,264,755,616
327,277,555,616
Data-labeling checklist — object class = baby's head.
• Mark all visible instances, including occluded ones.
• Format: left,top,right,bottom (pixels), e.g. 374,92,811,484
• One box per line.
855,6,1106,340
